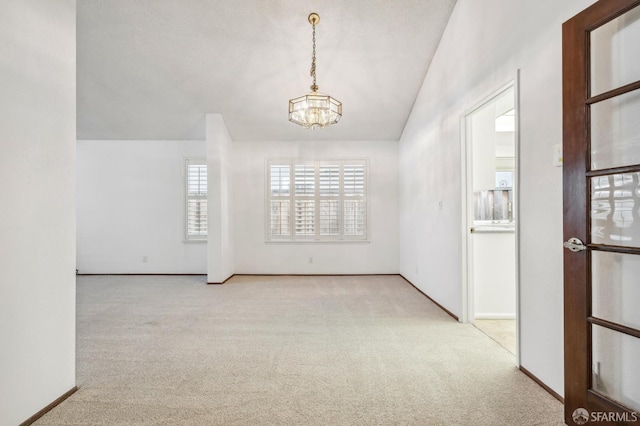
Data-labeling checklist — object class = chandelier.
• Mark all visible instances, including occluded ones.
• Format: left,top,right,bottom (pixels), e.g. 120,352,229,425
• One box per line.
289,13,342,129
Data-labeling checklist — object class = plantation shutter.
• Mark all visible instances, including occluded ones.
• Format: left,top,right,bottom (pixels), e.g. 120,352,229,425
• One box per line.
185,159,207,240
294,163,315,237
266,159,367,241
343,163,366,237
319,164,340,236
269,164,291,237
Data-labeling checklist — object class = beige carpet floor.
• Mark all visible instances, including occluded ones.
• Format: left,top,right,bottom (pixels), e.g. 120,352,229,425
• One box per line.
474,319,517,355
34,275,564,425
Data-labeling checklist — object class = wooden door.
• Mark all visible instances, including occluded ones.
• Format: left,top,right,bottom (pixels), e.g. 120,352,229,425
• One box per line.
563,0,640,424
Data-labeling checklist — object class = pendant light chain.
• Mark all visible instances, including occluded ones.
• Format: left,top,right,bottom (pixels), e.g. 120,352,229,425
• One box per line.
288,12,341,128
310,21,318,92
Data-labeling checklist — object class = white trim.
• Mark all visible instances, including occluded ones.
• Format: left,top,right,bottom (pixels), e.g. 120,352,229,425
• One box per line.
460,111,471,324
460,74,521,366
513,69,522,367
265,240,371,245
474,313,517,320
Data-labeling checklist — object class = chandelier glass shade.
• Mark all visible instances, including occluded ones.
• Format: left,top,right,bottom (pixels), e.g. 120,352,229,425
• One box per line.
289,92,342,128
288,13,342,129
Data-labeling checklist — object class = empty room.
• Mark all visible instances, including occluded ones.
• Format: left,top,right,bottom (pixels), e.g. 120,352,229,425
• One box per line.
2,0,639,425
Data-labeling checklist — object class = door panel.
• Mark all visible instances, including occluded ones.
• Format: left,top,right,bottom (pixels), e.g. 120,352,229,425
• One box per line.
592,251,640,330
591,90,640,170
592,324,640,412
590,6,640,96
563,0,640,424
590,172,640,246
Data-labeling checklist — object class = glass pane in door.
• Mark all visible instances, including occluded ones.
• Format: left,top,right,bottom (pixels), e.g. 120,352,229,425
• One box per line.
591,172,640,246
592,324,640,411
592,251,640,329
591,89,640,170
590,5,640,96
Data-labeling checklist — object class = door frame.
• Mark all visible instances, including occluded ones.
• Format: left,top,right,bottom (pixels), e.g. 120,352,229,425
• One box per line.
460,72,521,365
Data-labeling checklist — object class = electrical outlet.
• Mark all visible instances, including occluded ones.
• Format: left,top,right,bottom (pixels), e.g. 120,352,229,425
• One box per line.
143,256,148,263
309,257,313,264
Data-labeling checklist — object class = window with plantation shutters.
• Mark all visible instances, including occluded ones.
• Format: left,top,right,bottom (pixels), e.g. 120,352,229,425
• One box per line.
185,159,207,241
266,159,367,242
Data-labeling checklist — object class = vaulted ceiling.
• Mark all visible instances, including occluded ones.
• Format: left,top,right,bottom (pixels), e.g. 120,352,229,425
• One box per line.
77,1,457,141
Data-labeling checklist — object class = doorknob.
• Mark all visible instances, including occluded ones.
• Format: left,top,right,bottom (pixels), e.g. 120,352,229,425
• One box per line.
563,237,586,252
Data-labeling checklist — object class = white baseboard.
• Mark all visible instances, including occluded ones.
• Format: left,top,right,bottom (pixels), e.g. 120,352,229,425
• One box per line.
475,313,516,320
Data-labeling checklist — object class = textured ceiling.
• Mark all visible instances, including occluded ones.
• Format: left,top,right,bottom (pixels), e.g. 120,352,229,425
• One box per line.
77,1,457,141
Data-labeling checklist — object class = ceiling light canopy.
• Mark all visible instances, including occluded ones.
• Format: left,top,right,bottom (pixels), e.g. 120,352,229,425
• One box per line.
289,13,342,129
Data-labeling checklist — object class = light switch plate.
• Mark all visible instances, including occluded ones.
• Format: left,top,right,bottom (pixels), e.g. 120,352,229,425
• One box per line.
554,144,563,167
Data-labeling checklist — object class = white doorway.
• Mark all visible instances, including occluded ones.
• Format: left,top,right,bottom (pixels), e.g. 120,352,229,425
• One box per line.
461,79,520,362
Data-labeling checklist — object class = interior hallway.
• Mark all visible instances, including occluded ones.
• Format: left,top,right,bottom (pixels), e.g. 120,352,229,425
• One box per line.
34,275,563,425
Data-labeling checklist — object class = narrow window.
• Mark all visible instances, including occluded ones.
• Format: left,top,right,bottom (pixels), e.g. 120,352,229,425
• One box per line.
185,159,207,241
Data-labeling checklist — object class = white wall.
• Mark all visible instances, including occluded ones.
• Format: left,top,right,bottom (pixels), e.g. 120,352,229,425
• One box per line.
76,136,397,277
77,140,207,274
233,140,398,274
0,1,76,424
471,101,497,191
398,0,597,396
206,114,234,283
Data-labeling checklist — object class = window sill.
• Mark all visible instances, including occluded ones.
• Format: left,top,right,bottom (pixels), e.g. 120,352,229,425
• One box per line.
265,240,370,245
184,239,207,243
472,226,515,234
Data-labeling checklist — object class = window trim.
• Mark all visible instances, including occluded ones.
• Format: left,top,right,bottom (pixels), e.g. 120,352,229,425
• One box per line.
184,158,207,242
265,158,369,243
